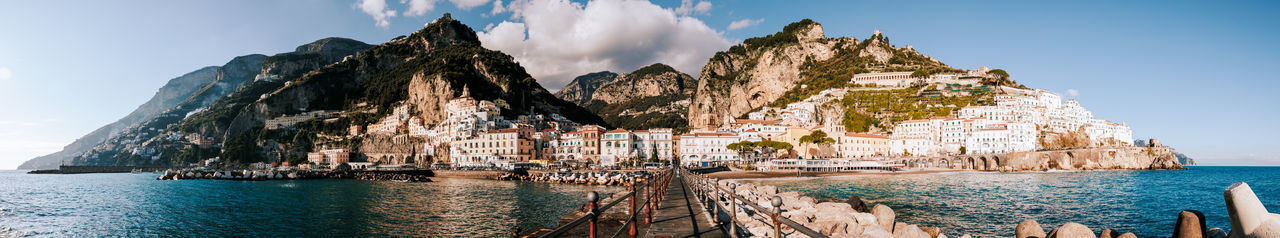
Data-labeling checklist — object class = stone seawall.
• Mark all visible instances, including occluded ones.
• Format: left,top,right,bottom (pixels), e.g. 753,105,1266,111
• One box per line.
901,146,1183,171
1002,147,1183,171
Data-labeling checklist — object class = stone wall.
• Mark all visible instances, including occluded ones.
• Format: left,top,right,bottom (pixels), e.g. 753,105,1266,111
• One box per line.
901,146,1183,171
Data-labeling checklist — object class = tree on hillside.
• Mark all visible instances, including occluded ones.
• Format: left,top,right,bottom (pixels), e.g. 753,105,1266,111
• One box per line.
988,69,1009,80
911,69,932,78
799,131,836,145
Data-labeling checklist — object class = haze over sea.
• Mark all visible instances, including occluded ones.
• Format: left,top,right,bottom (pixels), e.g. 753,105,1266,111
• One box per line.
2,167,1276,237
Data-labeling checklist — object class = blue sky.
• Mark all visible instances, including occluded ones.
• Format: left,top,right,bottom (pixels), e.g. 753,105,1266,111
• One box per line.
1,0,1277,169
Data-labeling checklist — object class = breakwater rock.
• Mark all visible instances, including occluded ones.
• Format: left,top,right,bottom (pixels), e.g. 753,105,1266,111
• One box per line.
1011,182,1280,238
719,179,961,238
504,171,654,186
157,169,433,182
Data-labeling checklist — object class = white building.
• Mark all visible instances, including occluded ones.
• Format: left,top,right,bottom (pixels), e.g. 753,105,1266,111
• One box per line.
677,131,741,166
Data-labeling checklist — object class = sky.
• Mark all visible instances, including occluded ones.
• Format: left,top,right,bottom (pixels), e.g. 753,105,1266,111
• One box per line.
0,0,1277,169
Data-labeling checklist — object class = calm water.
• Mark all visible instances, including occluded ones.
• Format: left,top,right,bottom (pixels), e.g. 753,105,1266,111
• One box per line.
746,166,1280,238
0,170,621,237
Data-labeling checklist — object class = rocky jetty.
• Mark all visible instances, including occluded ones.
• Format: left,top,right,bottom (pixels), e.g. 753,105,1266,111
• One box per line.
501,170,654,186
713,179,957,238
1012,182,1280,238
157,169,433,182
712,179,1280,238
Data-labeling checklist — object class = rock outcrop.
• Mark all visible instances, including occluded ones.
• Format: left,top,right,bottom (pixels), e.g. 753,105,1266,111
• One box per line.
687,19,954,130
688,20,843,130
572,63,697,131
554,71,618,104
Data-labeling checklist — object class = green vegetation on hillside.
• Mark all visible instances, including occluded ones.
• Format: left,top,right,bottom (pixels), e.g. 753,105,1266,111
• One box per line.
583,94,689,132
840,86,993,131
629,63,678,79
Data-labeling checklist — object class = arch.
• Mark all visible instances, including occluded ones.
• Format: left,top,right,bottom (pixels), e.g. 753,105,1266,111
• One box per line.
984,157,996,171
975,156,987,171
938,159,949,168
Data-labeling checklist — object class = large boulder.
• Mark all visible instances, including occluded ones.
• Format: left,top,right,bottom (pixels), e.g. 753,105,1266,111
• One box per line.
1174,210,1207,238
1017,219,1048,238
1047,223,1096,238
893,224,931,238
920,227,941,238
1098,229,1118,238
862,225,894,238
1224,182,1280,238
845,195,870,212
871,205,896,232
1207,228,1227,238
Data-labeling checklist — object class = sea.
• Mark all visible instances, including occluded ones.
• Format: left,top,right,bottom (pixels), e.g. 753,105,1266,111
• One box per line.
744,166,1280,237
0,171,622,237
0,167,1275,237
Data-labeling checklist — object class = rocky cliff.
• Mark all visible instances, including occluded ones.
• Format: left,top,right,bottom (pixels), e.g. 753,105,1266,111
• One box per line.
18,66,223,169
575,63,696,131
216,13,605,163
687,19,956,130
554,71,618,104
63,37,372,167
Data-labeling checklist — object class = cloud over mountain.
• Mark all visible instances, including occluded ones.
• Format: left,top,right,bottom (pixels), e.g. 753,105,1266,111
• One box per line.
478,0,731,91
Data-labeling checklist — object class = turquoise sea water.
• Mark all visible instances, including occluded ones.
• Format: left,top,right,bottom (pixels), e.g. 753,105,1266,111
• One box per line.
746,166,1280,238
0,170,621,237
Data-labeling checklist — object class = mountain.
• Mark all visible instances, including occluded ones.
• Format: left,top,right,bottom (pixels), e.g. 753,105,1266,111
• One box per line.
64,38,373,167
554,71,619,104
68,13,606,166
18,66,225,169
687,19,961,130
578,63,696,132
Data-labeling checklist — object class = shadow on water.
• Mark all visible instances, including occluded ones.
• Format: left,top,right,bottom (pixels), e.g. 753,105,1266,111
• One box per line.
745,166,1280,237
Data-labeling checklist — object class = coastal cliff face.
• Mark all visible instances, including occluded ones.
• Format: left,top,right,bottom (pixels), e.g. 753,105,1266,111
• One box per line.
17,67,224,169
688,21,839,130
554,71,618,104
686,19,955,130
63,38,372,167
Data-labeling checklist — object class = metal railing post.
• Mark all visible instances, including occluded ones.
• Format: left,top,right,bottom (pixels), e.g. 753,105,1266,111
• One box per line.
588,191,600,238
646,176,654,224
729,183,738,236
711,178,720,224
629,178,638,238
771,196,783,238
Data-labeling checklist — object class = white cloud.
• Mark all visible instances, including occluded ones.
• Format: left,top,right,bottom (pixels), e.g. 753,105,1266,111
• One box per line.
1067,89,1079,97
359,0,399,28
674,0,711,15
0,67,11,80
402,0,438,17
727,18,763,30
490,0,506,15
450,0,492,10
478,0,732,90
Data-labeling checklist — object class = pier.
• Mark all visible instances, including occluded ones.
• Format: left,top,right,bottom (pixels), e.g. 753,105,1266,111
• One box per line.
532,167,829,238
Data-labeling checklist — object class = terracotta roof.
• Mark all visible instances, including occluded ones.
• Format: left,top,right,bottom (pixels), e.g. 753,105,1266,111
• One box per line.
606,129,629,133
744,129,758,132
541,129,556,132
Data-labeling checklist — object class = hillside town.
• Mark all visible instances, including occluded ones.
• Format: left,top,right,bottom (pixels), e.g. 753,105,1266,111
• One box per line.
279,68,1134,172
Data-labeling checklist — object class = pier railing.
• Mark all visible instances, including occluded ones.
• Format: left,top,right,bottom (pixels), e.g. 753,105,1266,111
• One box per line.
538,168,675,238
683,168,829,238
